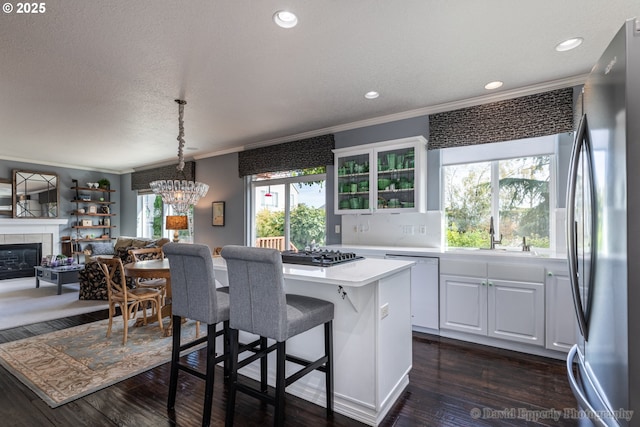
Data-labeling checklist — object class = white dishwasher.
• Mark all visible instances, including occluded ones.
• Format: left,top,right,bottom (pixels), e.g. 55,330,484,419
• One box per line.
385,254,439,332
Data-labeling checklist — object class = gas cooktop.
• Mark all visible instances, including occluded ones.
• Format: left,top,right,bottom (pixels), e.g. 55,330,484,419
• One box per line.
281,250,364,267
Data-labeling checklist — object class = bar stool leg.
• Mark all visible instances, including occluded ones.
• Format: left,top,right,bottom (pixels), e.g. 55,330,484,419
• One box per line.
203,323,217,427
167,315,182,411
260,336,268,392
225,328,239,427
274,341,286,427
223,320,230,382
325,320,334,416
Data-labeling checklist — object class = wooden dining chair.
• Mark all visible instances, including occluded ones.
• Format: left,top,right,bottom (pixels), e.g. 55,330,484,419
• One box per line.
128,247,168,311
97,257,164,345
128,247,167,289
133,246,203,338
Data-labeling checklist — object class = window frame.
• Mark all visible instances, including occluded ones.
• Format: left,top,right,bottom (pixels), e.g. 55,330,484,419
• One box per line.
136,192,193,242
441,136,557,250
246,172,327,250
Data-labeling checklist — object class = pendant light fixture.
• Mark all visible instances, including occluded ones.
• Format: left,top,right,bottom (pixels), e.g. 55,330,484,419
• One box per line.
150,99,209,214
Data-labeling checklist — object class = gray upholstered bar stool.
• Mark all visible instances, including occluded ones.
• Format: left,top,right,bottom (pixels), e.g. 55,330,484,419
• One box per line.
221,245,334,427
163,243,230,427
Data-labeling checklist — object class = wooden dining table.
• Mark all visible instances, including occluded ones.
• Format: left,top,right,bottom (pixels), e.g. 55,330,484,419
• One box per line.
123,258,173,336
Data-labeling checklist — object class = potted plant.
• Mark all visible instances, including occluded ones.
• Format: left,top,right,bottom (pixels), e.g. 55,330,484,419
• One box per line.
97,178,110,190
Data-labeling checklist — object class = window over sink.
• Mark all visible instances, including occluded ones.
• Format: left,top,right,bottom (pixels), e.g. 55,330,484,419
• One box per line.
443,136,557,251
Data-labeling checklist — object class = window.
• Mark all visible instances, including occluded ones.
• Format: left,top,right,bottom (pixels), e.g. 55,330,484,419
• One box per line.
249,169,326,251
137,193,162,239
443,137,554,250
136,193,193,242
444,161,492,248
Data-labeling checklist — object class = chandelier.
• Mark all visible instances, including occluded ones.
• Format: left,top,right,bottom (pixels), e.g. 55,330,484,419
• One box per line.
150,99,209,214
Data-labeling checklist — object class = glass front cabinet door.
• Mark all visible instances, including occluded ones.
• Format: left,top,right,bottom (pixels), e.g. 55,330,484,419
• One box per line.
334,149,373,214
334,135,427,214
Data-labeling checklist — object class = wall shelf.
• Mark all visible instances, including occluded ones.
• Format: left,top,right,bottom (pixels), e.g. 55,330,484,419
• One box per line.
69,179,117,261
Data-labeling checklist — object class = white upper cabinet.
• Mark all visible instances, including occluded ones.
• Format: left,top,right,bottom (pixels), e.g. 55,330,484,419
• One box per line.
334,136,427,215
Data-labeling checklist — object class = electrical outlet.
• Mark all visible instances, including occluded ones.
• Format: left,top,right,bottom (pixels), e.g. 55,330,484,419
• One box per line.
335,225,341,234
419,225,427,234
380,303,389,319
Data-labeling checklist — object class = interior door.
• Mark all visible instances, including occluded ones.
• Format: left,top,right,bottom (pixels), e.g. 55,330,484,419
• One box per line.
566,114,596,342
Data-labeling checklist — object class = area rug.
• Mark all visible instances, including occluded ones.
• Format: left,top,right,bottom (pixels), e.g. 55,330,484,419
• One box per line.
0,278,109,330
0,317,203,407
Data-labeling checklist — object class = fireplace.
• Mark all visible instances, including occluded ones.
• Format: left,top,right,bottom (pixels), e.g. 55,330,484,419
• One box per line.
0,243,42,280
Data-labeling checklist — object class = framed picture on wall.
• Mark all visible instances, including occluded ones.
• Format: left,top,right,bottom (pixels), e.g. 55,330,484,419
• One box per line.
212,201,225,226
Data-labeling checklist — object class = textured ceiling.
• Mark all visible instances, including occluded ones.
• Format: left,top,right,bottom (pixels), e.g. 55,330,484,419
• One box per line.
0,1,637,173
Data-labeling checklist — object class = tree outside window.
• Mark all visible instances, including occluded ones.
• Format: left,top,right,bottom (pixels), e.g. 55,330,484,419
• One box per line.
444,155,550,249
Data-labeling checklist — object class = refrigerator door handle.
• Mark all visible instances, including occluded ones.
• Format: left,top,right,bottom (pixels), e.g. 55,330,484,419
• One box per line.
566,345,610,427
566,114,589,339
573,221,579,278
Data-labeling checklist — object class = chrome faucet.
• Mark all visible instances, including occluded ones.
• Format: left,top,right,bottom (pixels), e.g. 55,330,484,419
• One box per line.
522,236,531,252
489,216,502,249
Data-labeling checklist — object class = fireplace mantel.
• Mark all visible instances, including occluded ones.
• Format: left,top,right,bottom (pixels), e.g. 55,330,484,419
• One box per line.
0,218,68,256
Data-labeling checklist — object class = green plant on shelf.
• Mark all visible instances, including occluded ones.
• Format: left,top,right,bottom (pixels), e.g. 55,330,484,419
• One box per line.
97,178,110,189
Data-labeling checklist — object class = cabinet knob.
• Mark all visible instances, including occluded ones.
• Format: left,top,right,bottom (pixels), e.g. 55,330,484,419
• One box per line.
548,272,553,277
488,282,493,286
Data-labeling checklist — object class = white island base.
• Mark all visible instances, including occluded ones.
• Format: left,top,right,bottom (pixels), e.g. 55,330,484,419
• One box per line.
212,257,413,426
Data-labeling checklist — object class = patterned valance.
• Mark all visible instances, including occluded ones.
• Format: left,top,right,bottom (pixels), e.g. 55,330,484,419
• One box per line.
428,88,574,150
131,161,196,191
238,134,335,177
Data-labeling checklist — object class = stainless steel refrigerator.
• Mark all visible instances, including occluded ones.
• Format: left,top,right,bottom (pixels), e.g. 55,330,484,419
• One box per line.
566,18,640,427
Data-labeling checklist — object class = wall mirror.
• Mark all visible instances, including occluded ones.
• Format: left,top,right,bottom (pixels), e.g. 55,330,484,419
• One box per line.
12,170,59,218
0,179,12,216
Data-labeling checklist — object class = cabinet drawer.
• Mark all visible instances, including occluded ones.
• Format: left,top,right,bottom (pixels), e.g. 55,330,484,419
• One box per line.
488,263,544,282
440,260,486,277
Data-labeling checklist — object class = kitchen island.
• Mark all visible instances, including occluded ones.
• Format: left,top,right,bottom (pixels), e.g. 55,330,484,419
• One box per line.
212,256,414,426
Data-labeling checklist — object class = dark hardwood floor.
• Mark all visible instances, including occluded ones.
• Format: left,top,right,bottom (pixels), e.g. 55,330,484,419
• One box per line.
0,311,577,426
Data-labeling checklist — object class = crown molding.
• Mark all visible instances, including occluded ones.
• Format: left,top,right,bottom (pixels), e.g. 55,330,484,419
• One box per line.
240,74,587,151
0,155,126,175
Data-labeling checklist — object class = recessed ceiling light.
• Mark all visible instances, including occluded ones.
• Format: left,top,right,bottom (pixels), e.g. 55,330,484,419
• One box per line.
364,91,379,99
555,37,583,52
273,10,298,28
484,81,503,90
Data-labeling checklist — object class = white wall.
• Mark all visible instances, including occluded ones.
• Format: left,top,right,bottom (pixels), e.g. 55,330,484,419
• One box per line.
341,211,443,248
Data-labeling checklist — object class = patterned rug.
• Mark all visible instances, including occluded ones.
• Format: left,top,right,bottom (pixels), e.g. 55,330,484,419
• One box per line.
0,317,203,407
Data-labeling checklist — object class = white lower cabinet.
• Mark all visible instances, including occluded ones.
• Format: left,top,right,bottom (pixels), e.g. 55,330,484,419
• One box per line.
440,273,487,335
440,260,545,346
545,268,578,352
487,278,544,345
338,247,575,356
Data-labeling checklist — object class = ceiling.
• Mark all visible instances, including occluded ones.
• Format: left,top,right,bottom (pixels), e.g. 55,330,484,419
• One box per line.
0,1,637,174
